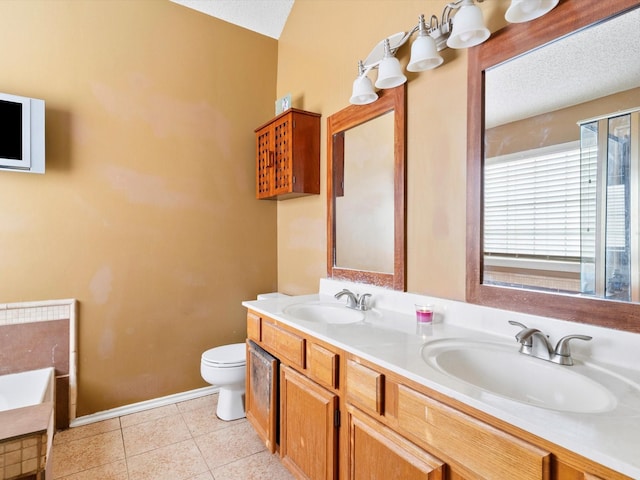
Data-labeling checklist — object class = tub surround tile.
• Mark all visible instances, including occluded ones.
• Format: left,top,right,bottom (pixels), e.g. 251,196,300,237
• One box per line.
0,298,77,430
0,403,51,442
0,429,48,480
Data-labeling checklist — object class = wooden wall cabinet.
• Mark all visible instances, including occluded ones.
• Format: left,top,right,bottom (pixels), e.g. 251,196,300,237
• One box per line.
245,310,631,480
255,109,320,200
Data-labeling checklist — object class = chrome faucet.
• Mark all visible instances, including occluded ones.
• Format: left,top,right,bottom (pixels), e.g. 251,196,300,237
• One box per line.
334,289,372,311
509,321,592,366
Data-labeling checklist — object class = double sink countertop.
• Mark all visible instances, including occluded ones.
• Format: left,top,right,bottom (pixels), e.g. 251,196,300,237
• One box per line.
243,281,640,479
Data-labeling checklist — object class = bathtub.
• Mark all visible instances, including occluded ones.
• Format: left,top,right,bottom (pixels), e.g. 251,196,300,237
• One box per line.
0,367,55,412
0,367,56,479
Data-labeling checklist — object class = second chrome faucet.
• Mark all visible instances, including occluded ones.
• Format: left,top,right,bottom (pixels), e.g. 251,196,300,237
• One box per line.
509,321,592,366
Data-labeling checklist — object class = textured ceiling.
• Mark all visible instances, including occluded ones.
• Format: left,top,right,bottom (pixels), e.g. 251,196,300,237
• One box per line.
485,8,640,128
170,0,294,39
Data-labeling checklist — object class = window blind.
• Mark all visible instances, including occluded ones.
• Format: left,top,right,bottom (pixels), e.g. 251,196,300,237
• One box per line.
484,141,584,259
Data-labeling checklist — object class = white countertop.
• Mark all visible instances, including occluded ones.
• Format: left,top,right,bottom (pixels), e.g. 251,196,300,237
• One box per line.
243,279,640,479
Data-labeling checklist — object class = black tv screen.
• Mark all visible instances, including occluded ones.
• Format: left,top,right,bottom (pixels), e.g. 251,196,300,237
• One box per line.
0,99,23,161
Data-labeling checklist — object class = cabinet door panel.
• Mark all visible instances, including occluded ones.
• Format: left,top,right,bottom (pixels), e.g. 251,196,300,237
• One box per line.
349,407,444,480
397,385,550,480
272,116,293,196
246,341,278,453
281,365,338,480
256,126,272,198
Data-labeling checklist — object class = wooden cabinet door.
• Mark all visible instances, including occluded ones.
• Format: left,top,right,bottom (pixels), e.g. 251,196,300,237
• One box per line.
246,341,278,453
255,113,293,199
270,114,294,197
256,123,274,199
280,365,338,480
348,406,444,480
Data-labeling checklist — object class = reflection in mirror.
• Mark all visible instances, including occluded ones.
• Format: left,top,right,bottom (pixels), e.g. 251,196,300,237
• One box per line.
327,85,406,290
335,111,395,273
482,7,640,301
467,0,640,332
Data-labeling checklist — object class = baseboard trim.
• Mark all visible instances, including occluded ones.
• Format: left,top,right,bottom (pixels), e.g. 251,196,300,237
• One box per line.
68,386,219,428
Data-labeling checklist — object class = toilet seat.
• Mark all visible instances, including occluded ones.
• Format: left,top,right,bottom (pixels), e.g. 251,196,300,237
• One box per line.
201,343,246,368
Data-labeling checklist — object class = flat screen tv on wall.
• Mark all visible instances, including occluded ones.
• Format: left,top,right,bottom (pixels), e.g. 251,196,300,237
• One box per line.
0,92,45,174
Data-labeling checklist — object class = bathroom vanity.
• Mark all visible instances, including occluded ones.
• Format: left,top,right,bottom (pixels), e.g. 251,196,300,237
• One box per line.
243,280,640,480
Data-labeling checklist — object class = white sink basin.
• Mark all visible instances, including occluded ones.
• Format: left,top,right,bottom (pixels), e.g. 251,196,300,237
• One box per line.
421,339,618,413
282,302,365,324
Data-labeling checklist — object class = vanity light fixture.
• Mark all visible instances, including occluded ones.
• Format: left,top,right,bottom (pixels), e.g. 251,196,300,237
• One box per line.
505,0,559,23
349,0,559,105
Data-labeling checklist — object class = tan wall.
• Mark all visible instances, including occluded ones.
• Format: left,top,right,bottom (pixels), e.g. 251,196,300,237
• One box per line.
276,0,509,297
0,0,278,415
486,87,640,157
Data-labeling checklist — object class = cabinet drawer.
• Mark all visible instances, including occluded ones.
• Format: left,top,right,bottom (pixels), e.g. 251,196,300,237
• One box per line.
346,359,384,415
262,321,305,368
307,343,339,389
397,385,550,480
247,312,261,341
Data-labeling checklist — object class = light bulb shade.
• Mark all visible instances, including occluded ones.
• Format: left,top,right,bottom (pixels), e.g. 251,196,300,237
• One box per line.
407,34,444,72
350,75,378,105
375,56,407,89
446,2,490,49
505,0,559,23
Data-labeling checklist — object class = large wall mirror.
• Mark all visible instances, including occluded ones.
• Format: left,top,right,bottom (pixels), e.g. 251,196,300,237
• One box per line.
327,85,406,290
467,0,640,332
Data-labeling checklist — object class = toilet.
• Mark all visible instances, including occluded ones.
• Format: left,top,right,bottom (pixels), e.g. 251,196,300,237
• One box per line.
200,343,247,421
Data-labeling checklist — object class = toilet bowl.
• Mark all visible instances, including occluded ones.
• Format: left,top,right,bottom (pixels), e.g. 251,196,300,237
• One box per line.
200,343,246,421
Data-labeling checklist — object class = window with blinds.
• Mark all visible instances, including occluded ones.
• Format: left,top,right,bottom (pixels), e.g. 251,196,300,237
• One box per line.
484,141,583,261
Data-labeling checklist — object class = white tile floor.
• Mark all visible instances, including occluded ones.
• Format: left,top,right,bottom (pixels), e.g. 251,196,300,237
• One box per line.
50,394,294,480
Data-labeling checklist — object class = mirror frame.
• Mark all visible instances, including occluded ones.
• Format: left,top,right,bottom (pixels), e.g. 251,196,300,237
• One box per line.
466,0,640,333
327,84,407,290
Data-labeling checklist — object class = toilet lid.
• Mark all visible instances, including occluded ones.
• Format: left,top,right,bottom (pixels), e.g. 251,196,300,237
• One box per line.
202,343,246,367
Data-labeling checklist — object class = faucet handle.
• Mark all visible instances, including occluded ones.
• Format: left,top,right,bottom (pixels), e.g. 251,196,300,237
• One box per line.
554,334,592,358
335,289,358,308
508,320,533,344
357,293,372,311
508,320,528,330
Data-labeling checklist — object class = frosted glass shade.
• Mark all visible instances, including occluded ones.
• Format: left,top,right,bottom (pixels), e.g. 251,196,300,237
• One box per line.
407,34,444,72
505,0,559,23
446,1,490,49
350,75,378,105
375,56,407,89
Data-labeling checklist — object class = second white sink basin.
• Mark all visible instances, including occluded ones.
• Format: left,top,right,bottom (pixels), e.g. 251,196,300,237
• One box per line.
282,302,365,324
421,339,618,413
